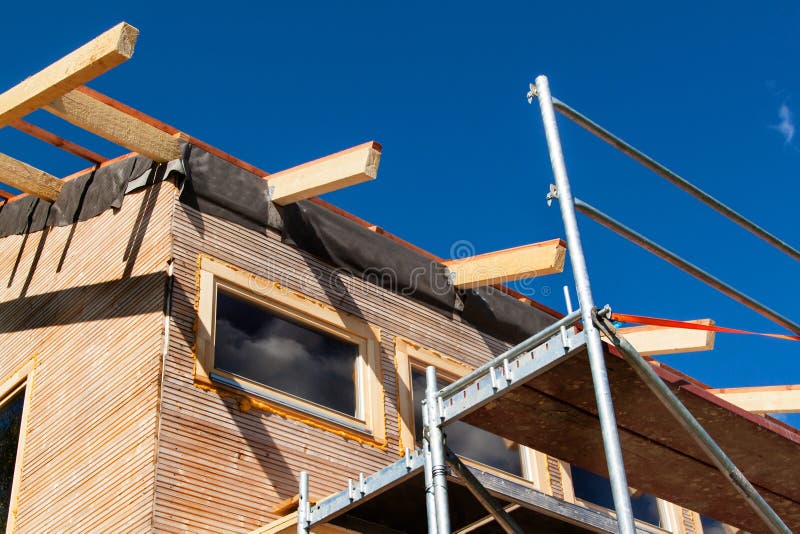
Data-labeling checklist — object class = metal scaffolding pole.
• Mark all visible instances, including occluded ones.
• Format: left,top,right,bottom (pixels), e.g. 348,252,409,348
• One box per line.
425,366,451,534
297,471,309,534
547,95,800,263
422,413,439,534
574,198,800,336
532,74,636,534
594,312,791,534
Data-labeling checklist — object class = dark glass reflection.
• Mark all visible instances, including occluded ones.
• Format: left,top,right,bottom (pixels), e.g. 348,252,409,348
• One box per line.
411,368,523,476
0,388,24,531
700,515,728,534
215,289,358,416
571,466,661,526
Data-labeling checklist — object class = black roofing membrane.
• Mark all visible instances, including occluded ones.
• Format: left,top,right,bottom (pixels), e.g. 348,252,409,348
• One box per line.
0,144,558,346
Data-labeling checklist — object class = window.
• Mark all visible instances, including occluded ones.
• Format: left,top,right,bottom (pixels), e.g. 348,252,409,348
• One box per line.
395,338,549,488
699,515,738,534
195,255,385,444
0,387,25,531
570,465,672,529
0,360,32,533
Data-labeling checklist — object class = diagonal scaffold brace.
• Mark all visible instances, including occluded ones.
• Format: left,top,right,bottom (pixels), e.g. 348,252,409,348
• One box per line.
593,309,791,534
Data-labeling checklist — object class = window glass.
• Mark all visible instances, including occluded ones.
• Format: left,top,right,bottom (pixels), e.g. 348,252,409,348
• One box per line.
410,367,523,476
0,388,24,530
571,465,661,526
215,288,359,416
700,515,728,534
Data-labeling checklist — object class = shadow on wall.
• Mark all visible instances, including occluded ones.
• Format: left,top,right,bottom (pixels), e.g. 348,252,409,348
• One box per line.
0,179,167,333
168,270,297,508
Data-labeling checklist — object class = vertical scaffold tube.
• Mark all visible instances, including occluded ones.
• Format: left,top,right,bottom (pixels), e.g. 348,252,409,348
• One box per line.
422,406,440,534
297,471,309,534
533,74,636,534
426,366,451,534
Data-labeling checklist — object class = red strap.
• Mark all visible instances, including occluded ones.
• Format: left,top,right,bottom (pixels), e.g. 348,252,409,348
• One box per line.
611,313,800,342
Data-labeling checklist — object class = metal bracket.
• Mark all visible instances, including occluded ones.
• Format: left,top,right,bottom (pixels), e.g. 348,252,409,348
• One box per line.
527,83,538,104
546,184,558,207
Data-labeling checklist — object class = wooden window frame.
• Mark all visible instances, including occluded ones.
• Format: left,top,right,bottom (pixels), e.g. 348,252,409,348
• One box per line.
394,337,551,492
0,359,34,534
195,255,386,445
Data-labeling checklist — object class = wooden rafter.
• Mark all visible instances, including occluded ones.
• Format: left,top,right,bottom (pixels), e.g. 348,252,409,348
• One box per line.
443,239,567,288
709,385,800,414
11,119,108,163
44,89,181,162
611,319,716,357
0,153,63,201
75,86,271,176
0,22,138,128
268,141,382,205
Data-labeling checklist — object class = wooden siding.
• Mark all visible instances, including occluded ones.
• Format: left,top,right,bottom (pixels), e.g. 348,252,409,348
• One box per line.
547,455,565,500
156,201,522,532
0,181,174,532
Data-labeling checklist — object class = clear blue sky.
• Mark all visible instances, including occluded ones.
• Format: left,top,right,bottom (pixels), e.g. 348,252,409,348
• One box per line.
2,2,798,426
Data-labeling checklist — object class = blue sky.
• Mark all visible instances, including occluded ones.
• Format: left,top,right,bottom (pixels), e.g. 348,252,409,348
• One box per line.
2,2,798,426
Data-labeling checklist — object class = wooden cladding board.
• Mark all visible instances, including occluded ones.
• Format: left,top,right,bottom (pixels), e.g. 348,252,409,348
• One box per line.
156,201,541,533
0,182,174,532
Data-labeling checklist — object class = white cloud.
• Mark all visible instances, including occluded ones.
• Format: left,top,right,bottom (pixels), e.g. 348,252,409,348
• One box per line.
772,103,795,144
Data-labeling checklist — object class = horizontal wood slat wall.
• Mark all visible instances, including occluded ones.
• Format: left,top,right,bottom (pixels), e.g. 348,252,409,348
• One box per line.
0,182,174,532
157,202,524,532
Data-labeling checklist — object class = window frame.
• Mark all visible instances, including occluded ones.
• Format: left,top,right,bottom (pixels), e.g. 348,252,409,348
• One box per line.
394,337,551,491
195,255,386,445
0,359,33,534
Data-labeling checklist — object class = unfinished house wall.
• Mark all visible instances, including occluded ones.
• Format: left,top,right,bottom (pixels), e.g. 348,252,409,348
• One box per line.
154,198,552,532
0,180,175,532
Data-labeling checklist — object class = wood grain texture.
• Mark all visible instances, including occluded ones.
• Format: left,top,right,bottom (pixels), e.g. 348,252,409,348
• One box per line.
0,153,63,201
0,181,174,532
44,89,182,162
443,239,566,288
710,385,800,414
268,142,381,205
614,319,716,357
0,22,137,127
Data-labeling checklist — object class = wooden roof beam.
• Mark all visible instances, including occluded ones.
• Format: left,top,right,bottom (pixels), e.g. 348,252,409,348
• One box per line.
0,153,63,201
268,141,381,205
611,319,716,357
11,119,108,164
709,385,800,414
443,239,567,288
43,89,182,162
0,22,138,128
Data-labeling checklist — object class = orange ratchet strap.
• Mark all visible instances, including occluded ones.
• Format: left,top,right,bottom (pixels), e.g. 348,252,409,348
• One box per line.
611,313,800,342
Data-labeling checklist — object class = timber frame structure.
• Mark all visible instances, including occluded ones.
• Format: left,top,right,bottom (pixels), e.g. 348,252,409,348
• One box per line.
0,22,798,534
